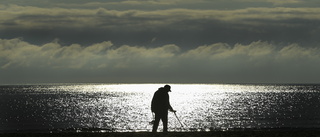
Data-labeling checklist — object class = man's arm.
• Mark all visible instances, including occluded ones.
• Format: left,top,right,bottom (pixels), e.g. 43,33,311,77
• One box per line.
167,94,176,112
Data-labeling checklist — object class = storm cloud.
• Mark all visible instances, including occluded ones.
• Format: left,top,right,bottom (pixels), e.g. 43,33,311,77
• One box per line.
1,5,320,46
1,1,320,84
1,38,320,84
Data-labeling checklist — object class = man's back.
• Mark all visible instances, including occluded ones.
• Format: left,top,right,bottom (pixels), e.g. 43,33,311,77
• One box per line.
151,88,170,113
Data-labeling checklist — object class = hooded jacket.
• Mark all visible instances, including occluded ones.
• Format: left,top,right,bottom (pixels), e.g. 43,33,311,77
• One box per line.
151,87,173,113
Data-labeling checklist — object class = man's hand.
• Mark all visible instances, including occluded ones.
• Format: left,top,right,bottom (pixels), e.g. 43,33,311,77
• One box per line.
169,109,176,113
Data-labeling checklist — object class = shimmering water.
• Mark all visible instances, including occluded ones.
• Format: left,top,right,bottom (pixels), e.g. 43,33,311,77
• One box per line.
1,84,320,132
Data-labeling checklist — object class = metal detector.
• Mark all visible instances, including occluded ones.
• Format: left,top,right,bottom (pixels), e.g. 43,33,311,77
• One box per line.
173,112,184,128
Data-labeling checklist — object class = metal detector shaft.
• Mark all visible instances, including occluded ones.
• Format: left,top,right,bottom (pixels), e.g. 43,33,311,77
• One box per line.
174,112,184,127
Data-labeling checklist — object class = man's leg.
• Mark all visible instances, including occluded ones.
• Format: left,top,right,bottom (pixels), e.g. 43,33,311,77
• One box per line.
162,112,168,132
152,113,161,132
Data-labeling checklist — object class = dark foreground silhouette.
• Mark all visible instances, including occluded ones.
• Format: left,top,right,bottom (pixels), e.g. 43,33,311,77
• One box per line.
2,130,320,137
151,85,176,132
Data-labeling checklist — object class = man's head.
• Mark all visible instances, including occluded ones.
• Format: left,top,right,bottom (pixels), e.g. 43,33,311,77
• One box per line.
164,85,171,92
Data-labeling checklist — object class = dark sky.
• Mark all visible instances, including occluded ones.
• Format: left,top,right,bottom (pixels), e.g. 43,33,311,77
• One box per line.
1,0,320,84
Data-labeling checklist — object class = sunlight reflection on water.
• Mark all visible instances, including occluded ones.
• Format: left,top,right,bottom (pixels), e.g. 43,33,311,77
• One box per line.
1,84,320,132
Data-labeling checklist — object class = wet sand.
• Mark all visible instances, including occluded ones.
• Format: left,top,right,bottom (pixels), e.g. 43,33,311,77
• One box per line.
2,130,320,137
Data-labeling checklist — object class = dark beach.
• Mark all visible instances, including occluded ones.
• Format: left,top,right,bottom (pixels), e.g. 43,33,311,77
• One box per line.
2,129,320,137
1,132,320,137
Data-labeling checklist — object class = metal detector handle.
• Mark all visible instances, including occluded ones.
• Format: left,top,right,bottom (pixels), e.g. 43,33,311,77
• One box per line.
173,112,184,128
170,109,177,113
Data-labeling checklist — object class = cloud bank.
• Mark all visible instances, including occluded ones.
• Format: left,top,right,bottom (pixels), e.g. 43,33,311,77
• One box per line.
1,5,320,47
1,38,320,84
1,1,320,84
2,5,320,29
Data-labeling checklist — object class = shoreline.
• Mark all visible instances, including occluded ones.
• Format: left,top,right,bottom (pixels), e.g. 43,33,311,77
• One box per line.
2,128,320,137
2,131,320,137
3,127,320,132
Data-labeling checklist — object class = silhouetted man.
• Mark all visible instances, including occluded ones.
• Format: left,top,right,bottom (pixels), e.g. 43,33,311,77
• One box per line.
151,85,176,132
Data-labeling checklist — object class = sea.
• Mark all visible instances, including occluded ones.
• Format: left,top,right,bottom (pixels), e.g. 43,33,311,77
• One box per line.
1,83,320,133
